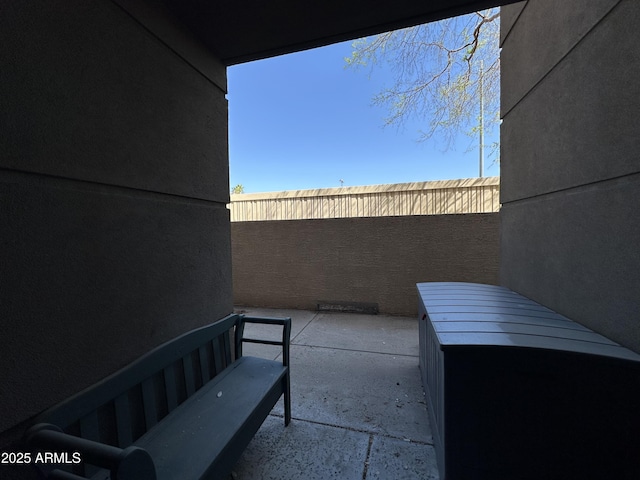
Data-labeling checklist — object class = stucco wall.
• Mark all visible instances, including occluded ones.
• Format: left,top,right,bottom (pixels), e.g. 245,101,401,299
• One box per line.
0,0,232,465
232,214,500,316
500,0,640,351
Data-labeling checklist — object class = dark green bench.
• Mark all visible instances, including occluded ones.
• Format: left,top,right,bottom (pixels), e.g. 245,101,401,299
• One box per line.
24,313,291,480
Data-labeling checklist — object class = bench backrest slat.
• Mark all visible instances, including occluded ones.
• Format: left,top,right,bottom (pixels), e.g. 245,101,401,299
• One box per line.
79,411,101,477
114,393,133,446
199,346,210,385
212,338,224,375
164,365,179,412
222,333,232,365
79,411,99,442
183,353,197,397
141,377,158,430
217,335,233,375
128,386,146,442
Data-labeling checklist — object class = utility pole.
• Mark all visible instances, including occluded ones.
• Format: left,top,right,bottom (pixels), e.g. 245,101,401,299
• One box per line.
479,60,484,178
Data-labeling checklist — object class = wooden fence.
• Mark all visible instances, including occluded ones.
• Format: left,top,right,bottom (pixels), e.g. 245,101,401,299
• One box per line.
229,177,500,221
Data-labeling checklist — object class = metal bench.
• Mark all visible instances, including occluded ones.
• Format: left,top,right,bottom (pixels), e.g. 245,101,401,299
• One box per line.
417,282,640,480
24,313,291,480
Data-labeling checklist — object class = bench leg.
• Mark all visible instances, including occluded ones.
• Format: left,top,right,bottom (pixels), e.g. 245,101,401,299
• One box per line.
284,373,291,426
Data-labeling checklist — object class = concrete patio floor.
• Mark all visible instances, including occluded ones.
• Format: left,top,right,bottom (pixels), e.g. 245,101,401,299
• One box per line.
230,307,439,480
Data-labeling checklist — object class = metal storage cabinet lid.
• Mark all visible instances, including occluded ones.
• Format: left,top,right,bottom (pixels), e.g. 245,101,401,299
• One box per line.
417,282,640,362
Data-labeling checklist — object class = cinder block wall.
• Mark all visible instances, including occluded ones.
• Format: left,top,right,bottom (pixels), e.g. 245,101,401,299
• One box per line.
500,0,640,351
232,214,500,316
0,0,232,466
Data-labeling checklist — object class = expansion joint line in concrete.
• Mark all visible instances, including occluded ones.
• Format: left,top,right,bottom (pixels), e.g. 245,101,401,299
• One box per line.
289,343,419,359
361,434,374,480
268,413,434,447
289,312,322,344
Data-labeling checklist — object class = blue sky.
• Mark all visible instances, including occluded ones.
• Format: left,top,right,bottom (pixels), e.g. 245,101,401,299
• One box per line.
227,40,499,194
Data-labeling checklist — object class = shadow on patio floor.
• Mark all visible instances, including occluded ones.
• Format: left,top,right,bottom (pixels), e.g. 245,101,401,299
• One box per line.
231,307,439,480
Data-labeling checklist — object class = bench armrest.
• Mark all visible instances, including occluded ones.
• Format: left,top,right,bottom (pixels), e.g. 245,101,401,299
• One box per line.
235,315,292,367
25,424,156,480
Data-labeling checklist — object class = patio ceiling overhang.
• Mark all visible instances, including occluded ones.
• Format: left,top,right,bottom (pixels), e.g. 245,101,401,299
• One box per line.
160,0,520,65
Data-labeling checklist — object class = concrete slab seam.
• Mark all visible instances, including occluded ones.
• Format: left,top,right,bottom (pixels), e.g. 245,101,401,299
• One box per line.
289,311,322,344
267,413,434,447
289,343,419,359
361,434,374,480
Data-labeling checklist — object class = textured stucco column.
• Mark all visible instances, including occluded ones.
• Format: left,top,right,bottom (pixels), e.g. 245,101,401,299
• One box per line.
0,0,232,469
500,0,640,351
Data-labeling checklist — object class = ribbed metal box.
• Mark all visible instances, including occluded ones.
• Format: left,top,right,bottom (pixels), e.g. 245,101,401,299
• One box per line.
417,282,640,480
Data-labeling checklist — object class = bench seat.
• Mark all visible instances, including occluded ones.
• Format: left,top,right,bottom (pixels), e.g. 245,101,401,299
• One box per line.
131,356,286,480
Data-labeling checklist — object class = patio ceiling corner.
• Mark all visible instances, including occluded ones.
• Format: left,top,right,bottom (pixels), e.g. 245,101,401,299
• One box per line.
161,0,521,65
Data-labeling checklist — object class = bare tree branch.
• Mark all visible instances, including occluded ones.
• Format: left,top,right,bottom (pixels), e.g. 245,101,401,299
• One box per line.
345,9,501,160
